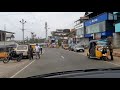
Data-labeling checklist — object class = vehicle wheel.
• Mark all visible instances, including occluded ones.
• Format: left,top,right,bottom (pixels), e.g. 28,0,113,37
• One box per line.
102,57,108,61
3,58,9,63
82,50,84,52
17,55,22,62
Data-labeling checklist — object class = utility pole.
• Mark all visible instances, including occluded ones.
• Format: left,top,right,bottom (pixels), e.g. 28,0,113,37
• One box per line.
20,19,26,44
45,22,47,40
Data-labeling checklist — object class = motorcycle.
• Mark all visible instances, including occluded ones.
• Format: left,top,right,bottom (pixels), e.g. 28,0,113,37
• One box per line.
3,50,23,63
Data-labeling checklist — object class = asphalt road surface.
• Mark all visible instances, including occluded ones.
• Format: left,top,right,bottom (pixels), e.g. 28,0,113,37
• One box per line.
8,48,119,78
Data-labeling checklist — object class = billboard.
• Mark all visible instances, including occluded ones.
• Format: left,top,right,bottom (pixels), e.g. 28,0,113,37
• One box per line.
84,13,108,26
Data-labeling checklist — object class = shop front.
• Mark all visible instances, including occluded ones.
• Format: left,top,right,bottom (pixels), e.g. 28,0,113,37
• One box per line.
114,22,120,48
75,23,85,44
84,12,115,41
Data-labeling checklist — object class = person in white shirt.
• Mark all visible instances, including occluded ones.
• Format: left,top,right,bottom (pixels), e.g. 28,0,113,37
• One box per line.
35,44,40,59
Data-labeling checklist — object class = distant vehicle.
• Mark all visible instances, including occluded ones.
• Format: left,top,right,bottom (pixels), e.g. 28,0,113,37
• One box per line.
51,43,56,48
73,45,84,52
15,45,29,58
63,44,69,50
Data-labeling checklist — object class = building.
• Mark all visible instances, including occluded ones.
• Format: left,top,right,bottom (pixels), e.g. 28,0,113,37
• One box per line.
0,30,16,46
113,12,120,48
74,14,89,45
67,29,76,45
0,30,15,41
6,33,15,41
84,12,116,42
51,29,70,44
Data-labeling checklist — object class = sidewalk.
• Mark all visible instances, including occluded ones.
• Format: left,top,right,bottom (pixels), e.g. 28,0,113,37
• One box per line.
113,49,120,57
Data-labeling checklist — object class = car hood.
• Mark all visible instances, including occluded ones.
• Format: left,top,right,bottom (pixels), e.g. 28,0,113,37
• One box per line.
27,67,120,78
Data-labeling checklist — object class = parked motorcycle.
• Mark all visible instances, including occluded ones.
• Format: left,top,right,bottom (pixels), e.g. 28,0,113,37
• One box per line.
3,50,23,63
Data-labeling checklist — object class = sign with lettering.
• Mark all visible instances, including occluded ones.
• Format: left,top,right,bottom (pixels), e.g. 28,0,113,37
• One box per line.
84,13,108,26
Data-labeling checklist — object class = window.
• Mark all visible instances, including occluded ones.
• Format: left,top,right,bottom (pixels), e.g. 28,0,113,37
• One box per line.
17,45,27,50
76,27,84,36
86,21,106,34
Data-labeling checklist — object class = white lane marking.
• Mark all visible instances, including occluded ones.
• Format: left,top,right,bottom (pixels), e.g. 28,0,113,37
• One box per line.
61,56,64,59
42,50,45,54
10,60,35,78
105,61,120,67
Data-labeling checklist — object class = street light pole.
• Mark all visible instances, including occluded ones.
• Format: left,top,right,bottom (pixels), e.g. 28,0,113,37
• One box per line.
20,19,26,44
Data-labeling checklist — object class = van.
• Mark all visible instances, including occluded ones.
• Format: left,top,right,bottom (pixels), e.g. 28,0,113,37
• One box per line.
16,45,29,58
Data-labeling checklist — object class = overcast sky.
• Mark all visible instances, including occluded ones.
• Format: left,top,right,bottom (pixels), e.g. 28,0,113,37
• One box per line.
0,12,85,40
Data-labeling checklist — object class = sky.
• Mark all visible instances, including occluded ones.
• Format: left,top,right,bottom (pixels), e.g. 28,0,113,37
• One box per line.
0,12,85,40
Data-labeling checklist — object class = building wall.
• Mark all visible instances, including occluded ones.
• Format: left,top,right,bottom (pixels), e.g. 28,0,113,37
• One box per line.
77,38,89,46
113,33,120,48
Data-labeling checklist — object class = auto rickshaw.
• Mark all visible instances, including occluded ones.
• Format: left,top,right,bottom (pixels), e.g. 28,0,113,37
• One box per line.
0,45,10,61
87,40,110,60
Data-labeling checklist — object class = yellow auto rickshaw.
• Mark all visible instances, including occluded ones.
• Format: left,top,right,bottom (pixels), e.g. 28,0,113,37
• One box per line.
0,46,10,60
87,40,110,60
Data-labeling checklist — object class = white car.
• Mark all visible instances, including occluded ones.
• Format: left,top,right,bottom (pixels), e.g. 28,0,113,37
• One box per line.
16,45,29,58
73,45,85,52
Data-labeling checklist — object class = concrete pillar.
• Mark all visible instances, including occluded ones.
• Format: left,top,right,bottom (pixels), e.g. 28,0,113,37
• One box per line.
113,33,120,48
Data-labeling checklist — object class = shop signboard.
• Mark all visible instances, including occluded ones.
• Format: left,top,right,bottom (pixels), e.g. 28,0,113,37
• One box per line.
84,13,108,26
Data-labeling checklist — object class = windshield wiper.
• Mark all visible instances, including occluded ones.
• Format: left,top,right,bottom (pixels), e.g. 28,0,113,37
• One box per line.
27,67,120,78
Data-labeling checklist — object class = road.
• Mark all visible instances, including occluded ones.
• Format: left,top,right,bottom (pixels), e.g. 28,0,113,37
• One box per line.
7,48,119,78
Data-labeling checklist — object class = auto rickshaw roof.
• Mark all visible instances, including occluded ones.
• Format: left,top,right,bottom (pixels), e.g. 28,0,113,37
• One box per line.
89,39,108,43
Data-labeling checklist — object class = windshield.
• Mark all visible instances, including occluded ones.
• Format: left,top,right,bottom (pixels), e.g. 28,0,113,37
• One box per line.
97,41,107,46
0,12,119,78
17,46,27,50
76,45,83,48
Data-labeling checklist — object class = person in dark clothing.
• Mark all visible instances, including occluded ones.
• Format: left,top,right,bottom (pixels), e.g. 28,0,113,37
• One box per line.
28,45,33,60
102,47,107,54
40,45,42,54
108,42,113,60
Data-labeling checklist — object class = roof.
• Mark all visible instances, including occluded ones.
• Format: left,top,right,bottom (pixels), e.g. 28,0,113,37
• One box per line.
0,30,15,34
6,33,15,38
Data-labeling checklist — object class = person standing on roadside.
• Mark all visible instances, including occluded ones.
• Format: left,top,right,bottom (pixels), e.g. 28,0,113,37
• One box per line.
35,44,40,59
28,45,33,60
40,45,43,54
108,42,114,60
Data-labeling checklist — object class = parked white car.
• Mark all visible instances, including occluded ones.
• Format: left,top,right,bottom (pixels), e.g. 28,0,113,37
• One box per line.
73,45,85,52
16,45,29,58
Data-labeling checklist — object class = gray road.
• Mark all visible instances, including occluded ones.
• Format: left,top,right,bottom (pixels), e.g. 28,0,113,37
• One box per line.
11,48,118,78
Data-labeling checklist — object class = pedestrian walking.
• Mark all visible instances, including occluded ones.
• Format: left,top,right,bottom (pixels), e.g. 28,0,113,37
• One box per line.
109,42,113,60
35,44,40,59
28,45,33,60
108,41,114,60
40,45,43,54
